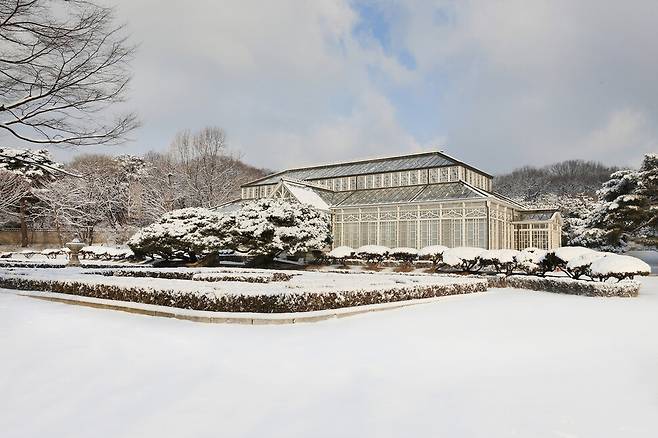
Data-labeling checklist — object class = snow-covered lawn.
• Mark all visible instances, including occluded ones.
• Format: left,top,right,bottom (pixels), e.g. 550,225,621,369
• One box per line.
2,278,658,437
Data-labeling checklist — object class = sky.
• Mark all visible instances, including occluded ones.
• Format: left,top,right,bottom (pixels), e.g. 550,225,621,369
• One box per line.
24,0,658,173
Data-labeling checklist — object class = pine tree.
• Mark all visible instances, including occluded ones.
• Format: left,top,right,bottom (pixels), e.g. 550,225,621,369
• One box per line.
230,198,331,265
0,148,63,246
581,154,657,249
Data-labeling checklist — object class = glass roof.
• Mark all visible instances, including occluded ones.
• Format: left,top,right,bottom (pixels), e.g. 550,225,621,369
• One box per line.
412,183,482,203
314,190,354,206
247,152,457,186
337,186,426,206
517,211,556,221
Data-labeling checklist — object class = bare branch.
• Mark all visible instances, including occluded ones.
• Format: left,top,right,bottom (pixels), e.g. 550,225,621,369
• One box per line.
0,0,139,147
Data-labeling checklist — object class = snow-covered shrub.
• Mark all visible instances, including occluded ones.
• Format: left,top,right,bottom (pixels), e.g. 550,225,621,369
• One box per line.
441,247,486,272
230,198,331,265
326,246,354,265
564,251,611,279
418,245,448,268
18,249,37,259
515,248,549,275
41,248,63,259
480,249,520,275
80,246,108,259
355,245,389,264
541,246,596,275
128,208,233,261
389,247,418,263
589,254,651,281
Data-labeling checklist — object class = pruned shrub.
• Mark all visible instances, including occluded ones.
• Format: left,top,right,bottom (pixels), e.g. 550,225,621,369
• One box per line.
80,246,134,261
515,248,549,275
441,247,486,272
564,252,611,279
231,198,332,266
326,246,355,266
41,248,63,259
480,249,520,275
418,245,447,269
128,208,233,261
389,247,418,264
356,245,389,265
589,254,651,281
545,246,596,274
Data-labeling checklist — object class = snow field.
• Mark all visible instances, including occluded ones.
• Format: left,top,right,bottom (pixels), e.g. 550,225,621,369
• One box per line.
1,277,658,437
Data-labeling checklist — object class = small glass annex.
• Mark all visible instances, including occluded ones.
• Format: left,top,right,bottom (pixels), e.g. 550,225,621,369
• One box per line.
237,151,562,250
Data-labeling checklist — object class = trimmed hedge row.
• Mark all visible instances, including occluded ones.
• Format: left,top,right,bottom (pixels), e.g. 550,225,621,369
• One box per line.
0,276,487,313
488,275,640,297
0,261,142,269
90,269,294,283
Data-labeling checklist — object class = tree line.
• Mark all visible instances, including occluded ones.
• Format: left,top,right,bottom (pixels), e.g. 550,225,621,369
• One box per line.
0,127,267,246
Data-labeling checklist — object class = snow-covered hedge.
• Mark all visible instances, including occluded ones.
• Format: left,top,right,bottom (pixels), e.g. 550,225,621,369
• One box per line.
0,273,488,313
92,269,295,284
493,275,641,298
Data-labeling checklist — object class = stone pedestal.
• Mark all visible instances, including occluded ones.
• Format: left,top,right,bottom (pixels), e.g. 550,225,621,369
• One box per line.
65,238,85,267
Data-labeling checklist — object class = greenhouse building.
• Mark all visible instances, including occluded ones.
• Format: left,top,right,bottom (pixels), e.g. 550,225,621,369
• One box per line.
238,151,562,250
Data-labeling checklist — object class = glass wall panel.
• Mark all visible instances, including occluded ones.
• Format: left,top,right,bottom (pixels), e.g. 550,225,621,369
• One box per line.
379,221,397,248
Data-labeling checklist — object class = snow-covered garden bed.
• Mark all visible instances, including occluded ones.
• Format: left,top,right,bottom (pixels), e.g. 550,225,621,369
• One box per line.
0,267,487,313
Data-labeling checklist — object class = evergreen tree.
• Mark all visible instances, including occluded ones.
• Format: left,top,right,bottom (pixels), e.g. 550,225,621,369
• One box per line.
230,198,331,265
580,154,657,249
0,148,63,246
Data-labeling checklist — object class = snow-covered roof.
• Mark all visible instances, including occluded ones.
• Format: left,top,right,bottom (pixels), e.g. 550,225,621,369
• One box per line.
280,180,330,210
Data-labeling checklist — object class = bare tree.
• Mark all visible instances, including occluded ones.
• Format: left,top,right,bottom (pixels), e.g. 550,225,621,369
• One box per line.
0,0,138,147
168,127,247,208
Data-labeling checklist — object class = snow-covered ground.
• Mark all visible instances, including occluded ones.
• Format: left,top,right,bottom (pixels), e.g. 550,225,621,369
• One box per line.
2,278,658,437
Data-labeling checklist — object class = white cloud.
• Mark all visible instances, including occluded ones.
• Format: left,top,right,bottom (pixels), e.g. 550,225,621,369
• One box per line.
576,109,658,167
50,0,658,173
